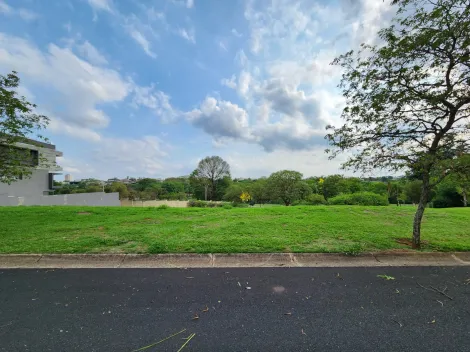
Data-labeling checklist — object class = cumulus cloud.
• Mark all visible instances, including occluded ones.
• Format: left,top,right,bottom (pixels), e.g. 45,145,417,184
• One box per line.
221,75,237,89
185,97,251,140
0,33,131,140
132,85,179,122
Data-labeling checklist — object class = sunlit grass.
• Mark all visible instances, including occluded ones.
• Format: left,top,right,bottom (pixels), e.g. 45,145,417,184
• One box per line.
0,205,469,253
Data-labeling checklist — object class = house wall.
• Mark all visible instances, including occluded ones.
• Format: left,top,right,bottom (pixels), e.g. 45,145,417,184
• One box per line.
0,169,50,197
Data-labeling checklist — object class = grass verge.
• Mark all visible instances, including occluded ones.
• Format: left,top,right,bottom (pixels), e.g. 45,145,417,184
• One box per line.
0,205,469,254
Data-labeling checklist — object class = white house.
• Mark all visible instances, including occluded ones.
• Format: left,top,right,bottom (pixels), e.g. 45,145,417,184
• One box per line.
0,138,62,197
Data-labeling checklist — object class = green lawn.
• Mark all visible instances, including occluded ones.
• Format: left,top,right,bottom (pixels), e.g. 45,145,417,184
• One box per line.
0,206,469,254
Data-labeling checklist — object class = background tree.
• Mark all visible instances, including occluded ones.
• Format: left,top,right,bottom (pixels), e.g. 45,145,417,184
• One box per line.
327,0,470,248
249,179,270,205
193,156,231,201
1,71,49,183
267,170,303,206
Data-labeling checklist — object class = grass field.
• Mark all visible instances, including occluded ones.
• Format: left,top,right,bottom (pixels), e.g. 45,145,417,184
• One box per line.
0,206,469,254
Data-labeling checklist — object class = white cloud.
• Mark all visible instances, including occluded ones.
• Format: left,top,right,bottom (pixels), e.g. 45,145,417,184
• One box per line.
180,0,391,154
186,0,194,9
0,0,38,21
48,118,102,143
0,33,131,137
185,97,251,140
87,0,113,12
224,147,344,178
221,75,237,89
128,29,157,58
132,85,179,122
177,28,196,44
76,40,108,65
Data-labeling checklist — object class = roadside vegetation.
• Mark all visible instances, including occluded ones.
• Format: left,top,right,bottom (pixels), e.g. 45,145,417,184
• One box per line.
0,206,469,254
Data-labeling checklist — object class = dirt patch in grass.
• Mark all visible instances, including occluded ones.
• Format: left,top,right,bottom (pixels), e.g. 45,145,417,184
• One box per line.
395,237,429,247
77,211,92,215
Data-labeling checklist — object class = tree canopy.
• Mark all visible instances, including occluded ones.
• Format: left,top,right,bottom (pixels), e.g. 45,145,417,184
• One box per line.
326,0,470,248
1,71,49,184
193,156,231,201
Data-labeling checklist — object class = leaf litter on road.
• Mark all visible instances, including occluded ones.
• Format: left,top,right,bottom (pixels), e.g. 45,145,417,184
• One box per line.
377,275,395,281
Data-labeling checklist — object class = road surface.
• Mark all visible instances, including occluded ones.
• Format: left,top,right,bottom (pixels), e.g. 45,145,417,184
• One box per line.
0,267,469,351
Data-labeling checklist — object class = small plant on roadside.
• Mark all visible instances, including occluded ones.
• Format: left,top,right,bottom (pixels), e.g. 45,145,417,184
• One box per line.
343,243,363,256
377,274,395,281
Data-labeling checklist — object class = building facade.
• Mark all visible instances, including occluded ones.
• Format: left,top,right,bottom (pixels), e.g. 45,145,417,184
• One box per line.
0,139,62,197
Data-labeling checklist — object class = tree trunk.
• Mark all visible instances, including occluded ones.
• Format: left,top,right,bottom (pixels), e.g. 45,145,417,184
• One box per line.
412,176,430,250
204,185,208,201
463,191,468,207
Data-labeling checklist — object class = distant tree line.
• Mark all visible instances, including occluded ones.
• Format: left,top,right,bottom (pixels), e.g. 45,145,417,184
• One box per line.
53,155,470,208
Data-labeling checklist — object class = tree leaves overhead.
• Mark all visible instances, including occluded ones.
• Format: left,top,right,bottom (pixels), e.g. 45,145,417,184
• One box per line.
326,0,470,248
327,0,470,174
1,71,49,184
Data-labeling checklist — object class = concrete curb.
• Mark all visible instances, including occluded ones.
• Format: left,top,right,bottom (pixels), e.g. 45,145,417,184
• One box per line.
0,252,469,268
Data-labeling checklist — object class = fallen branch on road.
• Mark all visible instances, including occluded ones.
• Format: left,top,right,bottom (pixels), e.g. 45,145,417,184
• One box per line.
416,281,453,300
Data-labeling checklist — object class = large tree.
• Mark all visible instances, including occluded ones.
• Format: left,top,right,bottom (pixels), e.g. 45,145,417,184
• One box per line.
268,170,303,206
327,0,470,248
193,156,231,201
1,71,49,183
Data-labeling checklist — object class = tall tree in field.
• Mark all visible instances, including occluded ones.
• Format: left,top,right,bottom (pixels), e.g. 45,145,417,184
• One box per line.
193,156,230,201
268,170,303,206
326,0,470,249
1,71,49,183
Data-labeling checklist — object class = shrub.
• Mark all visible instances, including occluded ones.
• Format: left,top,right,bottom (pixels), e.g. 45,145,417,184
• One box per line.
306,194,327,205
187,200,207,208
328,192,389,206
292,200,309,206
187,200,228,208
157,204,170,209
223,204,233,209
232,202,249,208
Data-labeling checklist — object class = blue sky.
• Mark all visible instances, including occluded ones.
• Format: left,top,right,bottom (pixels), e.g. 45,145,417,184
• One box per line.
0,0,393,180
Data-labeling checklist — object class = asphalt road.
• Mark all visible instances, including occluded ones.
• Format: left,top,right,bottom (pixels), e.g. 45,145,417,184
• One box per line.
0,267,469,352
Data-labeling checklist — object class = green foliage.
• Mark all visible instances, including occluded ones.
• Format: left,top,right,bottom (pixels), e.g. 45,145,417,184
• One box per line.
305,194,327,205
157,204,170,210
267,170,303,206
248,179,270,205
232,202,249,208
322,175,347,199
1,206,470,254
328,192,389,206
187,200,227,208
1,71,50,184
327,0,470,246
192,156,231,201
222,204,233,209
187,200,207,208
